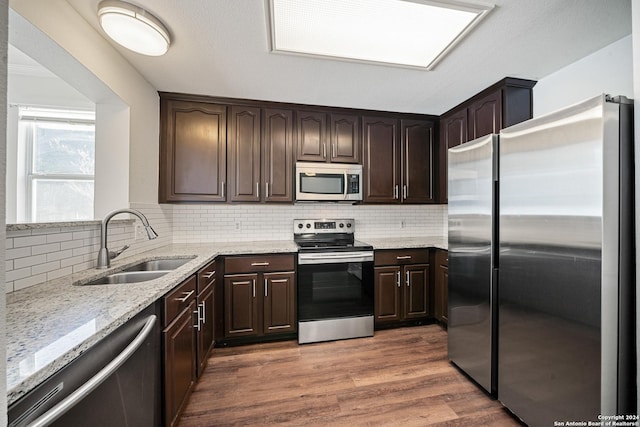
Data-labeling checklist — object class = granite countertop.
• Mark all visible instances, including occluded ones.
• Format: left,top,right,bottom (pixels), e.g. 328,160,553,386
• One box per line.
6,237,446,405
365,236,448,250
6,241,297,405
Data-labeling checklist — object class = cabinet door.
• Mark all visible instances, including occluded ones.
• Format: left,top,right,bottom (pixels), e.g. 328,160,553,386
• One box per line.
196,284,215,375
330,113,360,163
363,117,400,203
468,90,502,140
439,109,468,203
434,250,448,323
262,109,294,202
401,119,435,203
296,110,327,162
228,106,261,202
224,274,259,337
159,99,226,202
163,302,196,427
403,264,430,320
374,266,401,324
263,272,296,334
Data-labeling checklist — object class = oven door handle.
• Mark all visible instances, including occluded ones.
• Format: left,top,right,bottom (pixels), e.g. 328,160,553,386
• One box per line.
298,251,374,264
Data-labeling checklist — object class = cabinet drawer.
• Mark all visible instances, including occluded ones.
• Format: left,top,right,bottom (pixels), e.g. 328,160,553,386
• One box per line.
197,259,217,294
375,249,429,266
164,275,197,327
224,254,294,274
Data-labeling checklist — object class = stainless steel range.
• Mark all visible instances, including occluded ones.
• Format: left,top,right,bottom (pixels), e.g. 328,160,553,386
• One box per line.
294,219,374,344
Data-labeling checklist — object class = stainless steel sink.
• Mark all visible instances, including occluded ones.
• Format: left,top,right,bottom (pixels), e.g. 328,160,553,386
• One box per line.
84,271,170,285
81,257,196,285
122,257,195,272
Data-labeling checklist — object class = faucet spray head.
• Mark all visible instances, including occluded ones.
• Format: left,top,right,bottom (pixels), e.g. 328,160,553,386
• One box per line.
145,225,159,240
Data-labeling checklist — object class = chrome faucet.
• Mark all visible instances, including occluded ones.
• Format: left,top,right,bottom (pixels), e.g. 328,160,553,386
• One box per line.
96,208,158,269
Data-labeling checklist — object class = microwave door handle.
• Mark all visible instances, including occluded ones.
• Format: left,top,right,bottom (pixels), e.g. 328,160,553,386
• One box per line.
344,172,349,199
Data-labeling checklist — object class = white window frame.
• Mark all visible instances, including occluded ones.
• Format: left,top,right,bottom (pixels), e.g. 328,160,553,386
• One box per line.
17,107,96,223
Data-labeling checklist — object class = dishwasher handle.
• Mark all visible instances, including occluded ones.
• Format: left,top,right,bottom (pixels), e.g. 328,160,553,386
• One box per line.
28,315,158,427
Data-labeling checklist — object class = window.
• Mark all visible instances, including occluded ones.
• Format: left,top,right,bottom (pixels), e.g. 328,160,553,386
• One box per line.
18,107,95,222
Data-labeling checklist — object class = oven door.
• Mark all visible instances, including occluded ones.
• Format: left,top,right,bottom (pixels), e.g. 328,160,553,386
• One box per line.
297,251,374,322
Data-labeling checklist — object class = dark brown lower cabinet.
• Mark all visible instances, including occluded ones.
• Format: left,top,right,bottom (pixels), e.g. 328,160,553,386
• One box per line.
434,249,449,324
223,254,296,342
196,260,217,375
162,276,197,427
374,249,431,328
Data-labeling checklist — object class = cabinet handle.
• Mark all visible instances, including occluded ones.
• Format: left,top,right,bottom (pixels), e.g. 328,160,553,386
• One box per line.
264,278,268,297
256,182,260,198
202,271,215,279
200,301,206,325
193,309,201,331
251,262,270,266
396,255,412,260
396,270,400,287
266,182,269,198
253,279,256,298
221,181,225,198
403,185,407,199
323,143,326,159
176,290,194,302
332,143,336,159
394,185,399,199
406,271,410,287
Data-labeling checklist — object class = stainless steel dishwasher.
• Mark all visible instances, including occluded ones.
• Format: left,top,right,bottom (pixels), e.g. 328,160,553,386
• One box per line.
8,303,161,427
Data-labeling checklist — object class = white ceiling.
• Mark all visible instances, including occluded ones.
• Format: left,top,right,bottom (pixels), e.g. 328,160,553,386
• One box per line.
66,0,631,115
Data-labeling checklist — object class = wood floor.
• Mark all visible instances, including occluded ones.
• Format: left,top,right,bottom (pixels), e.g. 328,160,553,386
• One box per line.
178,325,524,426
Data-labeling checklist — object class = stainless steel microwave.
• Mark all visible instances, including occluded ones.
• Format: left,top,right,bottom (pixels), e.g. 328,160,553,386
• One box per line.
295,162,362,202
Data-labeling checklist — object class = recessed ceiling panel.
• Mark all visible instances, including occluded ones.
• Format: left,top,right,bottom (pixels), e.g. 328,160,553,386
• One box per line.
268,0,493,69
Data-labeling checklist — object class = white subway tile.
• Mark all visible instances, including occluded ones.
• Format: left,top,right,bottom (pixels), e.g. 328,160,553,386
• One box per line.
46,232,74,243
32,261,61,275
47,267,74,281
32,242,62,256
46,249,74,262
13,235,47,248
6,247,31,260
14,254,47,269
61,239,84,251
6,267,32,282
6,238,13,249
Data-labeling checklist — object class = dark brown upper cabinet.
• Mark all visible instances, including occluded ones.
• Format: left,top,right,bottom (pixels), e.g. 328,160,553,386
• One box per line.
401,119,435,204
262,109,294,202
228,106,294,203
296,111,360,164
296,110,327,162
329,114,360,163
228,106,261,202
437,78,536,203
362,117,400,203
159,99,226,202
363,117,435,204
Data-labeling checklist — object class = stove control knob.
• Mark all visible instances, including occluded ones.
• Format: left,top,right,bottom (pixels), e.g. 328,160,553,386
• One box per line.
297,223,303,229
306,223,311,229
346,223,352,228
339,223,344,228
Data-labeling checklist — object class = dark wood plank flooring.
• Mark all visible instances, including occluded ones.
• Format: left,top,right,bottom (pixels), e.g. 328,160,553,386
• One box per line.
178,325,523,426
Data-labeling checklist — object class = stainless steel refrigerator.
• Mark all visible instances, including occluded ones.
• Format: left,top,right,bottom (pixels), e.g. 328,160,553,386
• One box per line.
448,95,636,426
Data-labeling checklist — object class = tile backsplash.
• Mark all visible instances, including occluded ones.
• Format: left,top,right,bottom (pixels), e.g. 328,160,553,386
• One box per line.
172,204,447,243
5,202,447,292
5,203,172,293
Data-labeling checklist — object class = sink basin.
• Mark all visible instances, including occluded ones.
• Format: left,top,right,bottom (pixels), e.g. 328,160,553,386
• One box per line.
122,257,195,272
84,271,170,285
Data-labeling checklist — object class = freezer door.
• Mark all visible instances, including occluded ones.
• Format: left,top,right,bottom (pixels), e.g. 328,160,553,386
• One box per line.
447,134,497,395
498,95,627,426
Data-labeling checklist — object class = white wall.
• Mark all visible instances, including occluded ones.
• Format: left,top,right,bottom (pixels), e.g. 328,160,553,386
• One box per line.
533,35,633,117
0,0,8,421
8,0,160,206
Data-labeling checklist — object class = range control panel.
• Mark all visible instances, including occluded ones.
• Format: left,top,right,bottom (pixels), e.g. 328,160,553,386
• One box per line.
293,219,355,234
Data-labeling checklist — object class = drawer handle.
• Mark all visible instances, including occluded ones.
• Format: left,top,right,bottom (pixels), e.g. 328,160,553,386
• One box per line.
176,290,194,302
202,271,215,279
251,262,270,266
200,301,206,324
396,255,412,260
253,280,256,298
396,271,400,287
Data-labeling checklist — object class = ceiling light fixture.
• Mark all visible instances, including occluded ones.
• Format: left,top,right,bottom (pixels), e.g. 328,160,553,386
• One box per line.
98,0,171,56
268,0,494,70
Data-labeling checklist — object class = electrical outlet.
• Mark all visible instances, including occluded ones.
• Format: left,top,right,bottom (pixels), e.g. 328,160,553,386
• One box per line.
135,223,145,240
234,221,241,230
400,220,406,228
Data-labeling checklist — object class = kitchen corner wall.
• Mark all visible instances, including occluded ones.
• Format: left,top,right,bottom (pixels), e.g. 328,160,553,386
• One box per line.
5,203,172,293
172,204,447,243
